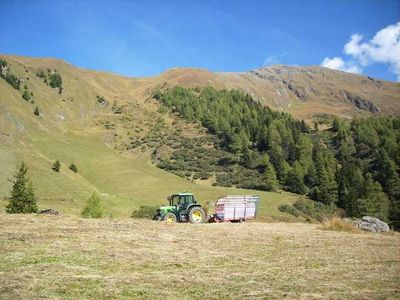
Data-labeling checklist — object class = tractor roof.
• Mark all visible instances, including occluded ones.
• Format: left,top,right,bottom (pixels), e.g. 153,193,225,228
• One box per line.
172,192,194,196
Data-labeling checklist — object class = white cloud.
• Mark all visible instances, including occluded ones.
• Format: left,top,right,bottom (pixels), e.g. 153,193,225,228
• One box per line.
263,53,286,66
321,56,361,74
321,21,400,81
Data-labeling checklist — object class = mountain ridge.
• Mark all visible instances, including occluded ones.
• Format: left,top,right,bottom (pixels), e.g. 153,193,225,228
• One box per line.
2,53,399,114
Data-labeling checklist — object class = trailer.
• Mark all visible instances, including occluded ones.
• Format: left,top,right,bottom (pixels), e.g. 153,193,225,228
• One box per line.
209,195,259,223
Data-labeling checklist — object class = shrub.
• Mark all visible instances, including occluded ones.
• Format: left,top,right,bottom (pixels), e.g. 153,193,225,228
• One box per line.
49,73,62,88
81,193,103,218
33,106,40,116
1,73,20,90
69,163,78,173
278,204,300,217
320,216,360,233
199,171,210,180
6,162,38,214
293,198,337,221
0,59,7,68
22,90,31,101
36,70,46,78
131,206,158,219
52,160,61,172
96,95,107,106
215,174,234,187
193,172,210,180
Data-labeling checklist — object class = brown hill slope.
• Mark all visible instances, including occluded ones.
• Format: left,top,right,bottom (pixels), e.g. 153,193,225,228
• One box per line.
218,65,400,119
2,54,399,124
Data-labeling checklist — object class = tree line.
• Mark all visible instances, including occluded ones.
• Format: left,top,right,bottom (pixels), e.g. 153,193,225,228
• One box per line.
154,86,400,228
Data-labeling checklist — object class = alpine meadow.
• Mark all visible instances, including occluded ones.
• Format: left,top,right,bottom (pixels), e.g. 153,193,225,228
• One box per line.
1,1,400,299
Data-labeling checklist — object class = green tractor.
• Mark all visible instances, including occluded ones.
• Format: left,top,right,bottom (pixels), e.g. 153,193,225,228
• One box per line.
153,192,206,224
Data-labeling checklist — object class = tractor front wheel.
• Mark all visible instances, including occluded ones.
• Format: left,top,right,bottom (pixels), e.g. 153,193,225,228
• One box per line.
163,212,177,223
153,214,162,221
188,207,206,224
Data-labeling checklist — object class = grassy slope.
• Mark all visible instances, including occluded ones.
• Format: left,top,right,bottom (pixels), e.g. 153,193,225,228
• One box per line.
0,215,399,299
0,129,300,220
0,55,302,220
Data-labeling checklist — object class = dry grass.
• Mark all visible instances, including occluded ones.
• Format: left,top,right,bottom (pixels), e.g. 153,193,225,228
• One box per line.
0,215,399,299
320,216,362,233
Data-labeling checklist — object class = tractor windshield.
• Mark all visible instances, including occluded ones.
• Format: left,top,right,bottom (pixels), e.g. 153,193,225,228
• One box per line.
169,194,195,206
169,195,179,206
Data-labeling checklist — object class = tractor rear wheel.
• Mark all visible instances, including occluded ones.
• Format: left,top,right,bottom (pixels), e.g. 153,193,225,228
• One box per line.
188,207,205,224
163,212,177,223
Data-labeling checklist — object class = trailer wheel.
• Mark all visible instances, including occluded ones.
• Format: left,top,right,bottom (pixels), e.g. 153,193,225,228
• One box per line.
188,207,205,224
239,218,245,223
163,212,177,223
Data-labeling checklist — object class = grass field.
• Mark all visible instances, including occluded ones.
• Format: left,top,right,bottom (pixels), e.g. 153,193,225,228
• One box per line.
0,130,302,221
0,214,399,299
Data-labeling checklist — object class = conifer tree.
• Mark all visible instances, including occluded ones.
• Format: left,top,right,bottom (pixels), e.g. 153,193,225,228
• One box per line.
359,174,390,221
285,161,308,195
52,160,61,172
6,162,38,213
261,154,279,191
22,89,31,101
312,142,338,205
337,159,364,217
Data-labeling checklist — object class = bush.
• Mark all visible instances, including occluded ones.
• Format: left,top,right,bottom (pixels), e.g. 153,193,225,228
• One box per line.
49,73,62,88
96,95,107,106
1,73,20,90
0,59,7,68
34,106,40,116
81,193,103,218
36,70,46,78
69,163,78,173
293,198,337,221
22,90,31,101
52,160,61,172
131,206,158,219
278,204,300,217
320,216,360,232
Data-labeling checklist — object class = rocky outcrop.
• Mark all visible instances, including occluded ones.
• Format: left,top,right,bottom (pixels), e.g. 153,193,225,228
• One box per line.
357,216,389,232
344,92,380,113
288,82,308,100
248,70,268,80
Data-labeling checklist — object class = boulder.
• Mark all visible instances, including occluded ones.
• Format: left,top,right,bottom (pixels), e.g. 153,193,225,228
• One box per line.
357,216,389,232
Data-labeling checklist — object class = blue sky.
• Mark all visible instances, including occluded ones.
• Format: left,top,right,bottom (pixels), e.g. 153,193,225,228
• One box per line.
0,0,399,81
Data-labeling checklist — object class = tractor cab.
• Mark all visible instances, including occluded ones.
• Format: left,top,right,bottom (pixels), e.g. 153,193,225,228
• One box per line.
168,193,196,207
154,192,205,223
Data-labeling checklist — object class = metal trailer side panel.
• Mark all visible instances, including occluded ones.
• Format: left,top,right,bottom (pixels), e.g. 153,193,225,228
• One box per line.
215,195,259,221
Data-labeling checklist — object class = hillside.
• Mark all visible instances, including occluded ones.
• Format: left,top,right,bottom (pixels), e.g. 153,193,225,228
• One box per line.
0,54,303,220
0,54,399,221
1,215,399,299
